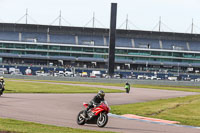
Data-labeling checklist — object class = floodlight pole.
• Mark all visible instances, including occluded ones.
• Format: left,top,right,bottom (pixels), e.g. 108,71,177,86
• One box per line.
125,14,128,30
159,16,161,32
92,12,95,28
59,10,62,26
26,8,28,24
191,18,193,34
108,3,117,77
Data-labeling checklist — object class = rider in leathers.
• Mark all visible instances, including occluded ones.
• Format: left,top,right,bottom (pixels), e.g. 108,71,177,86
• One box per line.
84,90,105,118
0,76,5,96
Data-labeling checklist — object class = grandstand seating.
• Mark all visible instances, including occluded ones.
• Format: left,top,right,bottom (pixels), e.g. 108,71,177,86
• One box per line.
163,61,176,66
78,57,105,62
134,60,147,65
192,63,200,67
22,32,47,43
134,60,162,65
21,54,47,59
188,41,200,51
1,31,200,53
50,56,76,60
162,62,192,67
22,54,77,61
134,38,160,49
0,53,15,57
0,52,77,61
0,31,19,41
180,62,191,67
162,40,187,50
78,35,104,46
50,34,75,44
115,58,133,63
116,37,132,47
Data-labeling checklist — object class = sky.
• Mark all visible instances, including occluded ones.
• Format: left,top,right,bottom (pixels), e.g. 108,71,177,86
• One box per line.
0,0,200,33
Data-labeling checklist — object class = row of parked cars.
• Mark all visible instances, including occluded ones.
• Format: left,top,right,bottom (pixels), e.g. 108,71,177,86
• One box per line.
35,70,74,77
137,75,161,80
0,67,23,75
0,67,104,78
35,70,121,79
1,66,200,81
136,74,200,82
35,70,103,78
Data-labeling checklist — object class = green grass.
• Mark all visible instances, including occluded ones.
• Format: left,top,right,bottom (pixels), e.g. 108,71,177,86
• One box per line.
6,78,200,92
131,84,200,92
110,94,200,127
0,118,114,133
6,78,125,86
5,80,124,93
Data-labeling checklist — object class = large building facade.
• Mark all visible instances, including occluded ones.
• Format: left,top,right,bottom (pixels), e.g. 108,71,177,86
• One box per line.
0,23,200,73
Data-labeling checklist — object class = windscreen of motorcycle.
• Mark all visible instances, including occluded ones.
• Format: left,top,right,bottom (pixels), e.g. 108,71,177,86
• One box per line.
104,101,111,111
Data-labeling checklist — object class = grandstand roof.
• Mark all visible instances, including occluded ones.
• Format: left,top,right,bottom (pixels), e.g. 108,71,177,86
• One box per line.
0,23,200,41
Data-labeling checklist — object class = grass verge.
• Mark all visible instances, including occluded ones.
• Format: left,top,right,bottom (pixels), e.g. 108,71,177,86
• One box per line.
5,80,123,93
6,78,200,92
0,118,114,133
110,94,200,127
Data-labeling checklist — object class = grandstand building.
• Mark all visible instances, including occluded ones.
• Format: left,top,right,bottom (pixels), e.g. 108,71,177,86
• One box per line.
0,23,200,73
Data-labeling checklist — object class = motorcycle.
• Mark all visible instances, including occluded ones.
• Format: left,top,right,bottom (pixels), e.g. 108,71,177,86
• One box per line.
77,101,110,128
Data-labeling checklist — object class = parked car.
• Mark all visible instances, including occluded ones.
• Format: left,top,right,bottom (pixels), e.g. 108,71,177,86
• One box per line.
151,76,157,80
81,72,88,77
113,74,120,78
10,68,23,75
90,71,102,78
58,71,64,76
195,78,200,82
168,76,177,81
11,71,23,75
65,71,74,77
36,71,49,76
0,70,4,75
137,75,148,80
0,68,8,74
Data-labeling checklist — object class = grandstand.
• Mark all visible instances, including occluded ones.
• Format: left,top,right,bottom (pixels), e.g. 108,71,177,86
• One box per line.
0,23,200,74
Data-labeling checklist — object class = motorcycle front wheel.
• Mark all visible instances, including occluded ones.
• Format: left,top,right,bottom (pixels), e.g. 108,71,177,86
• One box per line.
77,110,86,125
97,113,108,127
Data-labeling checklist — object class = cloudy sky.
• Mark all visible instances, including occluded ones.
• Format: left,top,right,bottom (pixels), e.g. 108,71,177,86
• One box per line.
0,0,200,33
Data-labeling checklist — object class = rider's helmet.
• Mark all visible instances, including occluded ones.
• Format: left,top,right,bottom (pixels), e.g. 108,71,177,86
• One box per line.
97,90,105,99
0,76,4,81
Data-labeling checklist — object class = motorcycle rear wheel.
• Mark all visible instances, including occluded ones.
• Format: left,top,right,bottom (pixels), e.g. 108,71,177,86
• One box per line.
77,110,86,125
97,113,108,127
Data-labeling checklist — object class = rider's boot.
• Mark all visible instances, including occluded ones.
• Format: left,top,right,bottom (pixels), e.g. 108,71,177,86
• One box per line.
83,110,88,118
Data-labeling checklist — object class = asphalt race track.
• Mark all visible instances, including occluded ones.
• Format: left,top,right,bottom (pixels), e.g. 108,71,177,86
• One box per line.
0,82,200,133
